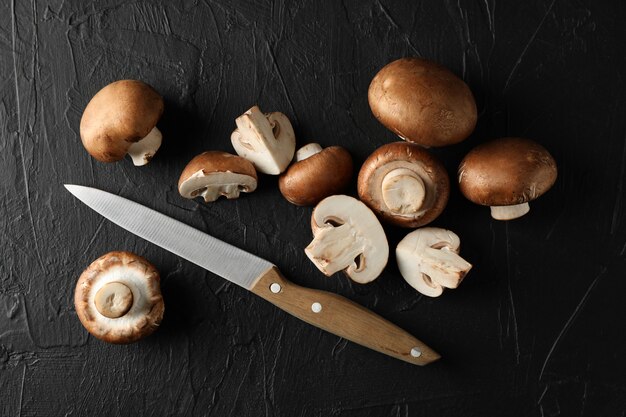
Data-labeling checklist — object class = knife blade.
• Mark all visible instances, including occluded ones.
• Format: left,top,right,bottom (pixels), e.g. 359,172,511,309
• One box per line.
65,184,440,365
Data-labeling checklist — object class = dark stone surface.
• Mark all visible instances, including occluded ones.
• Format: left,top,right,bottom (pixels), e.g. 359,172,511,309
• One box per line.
1,0,625,415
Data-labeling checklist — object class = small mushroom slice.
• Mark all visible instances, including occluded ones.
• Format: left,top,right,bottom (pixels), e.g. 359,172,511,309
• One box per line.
74,251,164,344
231,105,296,175
278,143,353,206
369,58,477,147
358,142,449,228
396,228,472,297
178,151,258,202
305,195,389,284
458,137,558,220
80,80,164,166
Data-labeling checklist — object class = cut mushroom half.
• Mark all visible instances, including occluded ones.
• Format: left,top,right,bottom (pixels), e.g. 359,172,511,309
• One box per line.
74,251,165,344
396,228,472,297
278,143,353,206
231,105,295,175
80,80,164,166
358,142,450,228
305,195,389,284
458,137,558,220
178,151,258,202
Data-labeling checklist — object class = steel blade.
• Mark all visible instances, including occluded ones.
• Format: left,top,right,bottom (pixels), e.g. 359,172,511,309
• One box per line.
65,184,273,289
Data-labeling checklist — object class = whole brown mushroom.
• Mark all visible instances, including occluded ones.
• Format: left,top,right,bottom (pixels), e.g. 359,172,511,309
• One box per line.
74,251,164,344
80,80,164,165
458,137,557,220
368,58,477,147
279,143,353,206
358,142,449,228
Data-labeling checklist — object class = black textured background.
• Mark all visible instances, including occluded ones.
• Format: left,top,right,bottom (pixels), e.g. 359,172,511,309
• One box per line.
1,1,625,416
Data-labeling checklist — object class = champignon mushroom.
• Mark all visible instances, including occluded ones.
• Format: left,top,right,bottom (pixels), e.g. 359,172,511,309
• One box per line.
458,137,558,220
231,105,295,175
358,142,449,228
305,195,389,284
368,58,477,147
178,151,258,202
396,228,472,297
74,251,164,344
80,80,164,166
278,143,353,206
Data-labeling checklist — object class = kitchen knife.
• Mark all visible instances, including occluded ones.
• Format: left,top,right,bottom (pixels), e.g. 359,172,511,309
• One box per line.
65,184,440,365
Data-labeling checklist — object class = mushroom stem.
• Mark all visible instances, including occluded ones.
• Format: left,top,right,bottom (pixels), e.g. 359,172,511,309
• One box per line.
305,223,364,276
95,282,134,319
128,127,163,166
296,143,323,161
381,168,426,215
490,203,530,220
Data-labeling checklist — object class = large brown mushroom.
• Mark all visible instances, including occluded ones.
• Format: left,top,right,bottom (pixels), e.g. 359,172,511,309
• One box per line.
80,80,164,165
358,142,449,228
458,137,558,220
278,143,353,206
368,58,477,147
74,251,164,344
178,151,258,202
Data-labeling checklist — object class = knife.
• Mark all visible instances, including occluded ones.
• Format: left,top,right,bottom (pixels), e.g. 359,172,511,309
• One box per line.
65,184,440,365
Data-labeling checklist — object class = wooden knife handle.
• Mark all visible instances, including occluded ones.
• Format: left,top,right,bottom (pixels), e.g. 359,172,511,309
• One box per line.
251,266,440,366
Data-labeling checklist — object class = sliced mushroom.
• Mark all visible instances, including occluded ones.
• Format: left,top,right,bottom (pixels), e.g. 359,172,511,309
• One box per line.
278,143,353,206
458,137,558,220
231,105,295,175
305,195,389,284
178,151,258,202
358,142,449,228
80,80,164,166
369,58,477,147
74,251,164,344
396,228,472,297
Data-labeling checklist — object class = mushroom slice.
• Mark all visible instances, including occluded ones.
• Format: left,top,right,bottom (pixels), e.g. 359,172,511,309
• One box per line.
358,142,449,228
305,195,389,284
80,80,164,166
278,143,353,206
178,151,258,202
231,105,296,175
458,137,558,220
368,58,477,147
74,251,164,344
396,228,472,297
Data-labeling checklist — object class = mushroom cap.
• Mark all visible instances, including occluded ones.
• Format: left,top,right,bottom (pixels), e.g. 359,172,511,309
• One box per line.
368,58,477,147
80,80,164,162
278,146,353,206
458,137,557,206
178,151,258,202
74,251,164,344
357,142,450,227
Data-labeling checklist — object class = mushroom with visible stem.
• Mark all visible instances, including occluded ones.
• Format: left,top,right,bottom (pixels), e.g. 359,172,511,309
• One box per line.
278,143,353,206
178,151,258,202
231,105,295,175
458,137,558,220
369,58,477,148
358,142,450,228
74,251,165,344
80,80,164,166
396,228,472,297
305,195,389,284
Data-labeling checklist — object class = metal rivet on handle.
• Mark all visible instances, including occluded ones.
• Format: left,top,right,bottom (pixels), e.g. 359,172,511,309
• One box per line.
311,302,322,313
410,347,422,358
270,283,281,293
